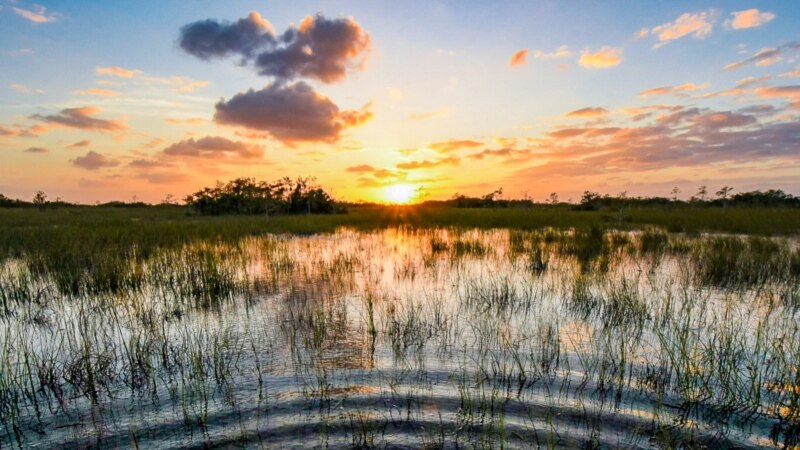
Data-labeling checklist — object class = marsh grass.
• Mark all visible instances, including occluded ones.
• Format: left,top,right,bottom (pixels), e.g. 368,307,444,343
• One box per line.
0,224,799,448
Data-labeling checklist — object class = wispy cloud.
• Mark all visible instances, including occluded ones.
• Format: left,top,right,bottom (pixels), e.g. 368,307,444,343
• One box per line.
639,82,709,97
96,66,144,78
409,107,452,121
649,11,714,48
565,107,608,118
30,106,126,132
74,88,120,97
396,157,459,170
531,45,572,59
428,139,483,153
12,4,57,23
9,83,44,95
724,42,800,71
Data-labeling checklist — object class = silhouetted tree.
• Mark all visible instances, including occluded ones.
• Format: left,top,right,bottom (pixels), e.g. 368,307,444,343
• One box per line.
33,191,47,211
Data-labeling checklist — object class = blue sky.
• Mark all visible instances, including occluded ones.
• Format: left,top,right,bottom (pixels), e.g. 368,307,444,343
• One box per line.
1,1,799,203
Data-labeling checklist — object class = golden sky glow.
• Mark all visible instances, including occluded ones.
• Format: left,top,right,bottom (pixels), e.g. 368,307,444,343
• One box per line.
1,2,799,204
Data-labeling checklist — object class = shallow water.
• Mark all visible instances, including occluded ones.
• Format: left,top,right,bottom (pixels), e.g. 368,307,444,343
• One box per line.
1,227,798,448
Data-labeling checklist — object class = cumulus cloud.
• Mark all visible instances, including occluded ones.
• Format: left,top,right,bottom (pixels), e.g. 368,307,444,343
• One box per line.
579,47,622,68
72,151,119,170
30,106,126,132
24,147,48,153
509,49,528,67
12,4,56,23
725,9,775,30
565,107,608,118
650,11,714,48
179,12,370,83
428,139,483,153
214,82,371,144
96,66,143,78
639,82,709,97
162,136,264,159
724,42,800,71
178,12,275,60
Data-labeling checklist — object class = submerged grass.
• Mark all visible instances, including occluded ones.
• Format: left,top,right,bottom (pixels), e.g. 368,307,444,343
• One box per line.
1,212,800,447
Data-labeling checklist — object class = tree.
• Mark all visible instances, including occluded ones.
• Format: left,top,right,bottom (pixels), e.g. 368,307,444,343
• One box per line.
716,186,733,212
693,185,708,203
184,177,338,216
670,186,680,202
548,192,559,205
33,191,47,211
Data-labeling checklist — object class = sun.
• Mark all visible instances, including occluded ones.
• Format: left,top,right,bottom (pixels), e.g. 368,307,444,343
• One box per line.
384,184,417,204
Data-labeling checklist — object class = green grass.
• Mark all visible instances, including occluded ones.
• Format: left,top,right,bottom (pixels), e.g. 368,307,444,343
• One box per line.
0,204,797,296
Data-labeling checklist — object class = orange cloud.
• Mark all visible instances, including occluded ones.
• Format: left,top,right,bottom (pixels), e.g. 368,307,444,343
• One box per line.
428,139,483,153
345,164,376,173
650,11,714,48
578,47,622,68
96,66,143,78
30,106,126,132
565,107,608,118
755,85,800,109
509,49,528,67
695,89,745,99
779,68,800,79
735,76,770,88
74,88,120,97
72,151,119,170
639,82,709,97
68,140,90,148
396,157,459,170
726,9,775,30
165,117,207,126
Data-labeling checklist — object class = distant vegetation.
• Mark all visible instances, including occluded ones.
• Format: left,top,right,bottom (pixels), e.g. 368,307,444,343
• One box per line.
183,177,341,215
3,184,798,211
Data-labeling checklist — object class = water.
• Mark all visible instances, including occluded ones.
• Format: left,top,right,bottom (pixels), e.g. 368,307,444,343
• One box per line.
0,227,798,448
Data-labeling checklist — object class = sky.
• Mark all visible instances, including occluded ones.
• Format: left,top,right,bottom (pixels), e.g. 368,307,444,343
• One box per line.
1,1,799,204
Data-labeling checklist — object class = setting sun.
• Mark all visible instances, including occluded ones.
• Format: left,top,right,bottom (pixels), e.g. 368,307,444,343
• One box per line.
384,184,417,204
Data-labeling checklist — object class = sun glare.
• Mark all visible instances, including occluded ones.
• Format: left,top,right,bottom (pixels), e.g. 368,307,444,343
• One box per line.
384,184,416,204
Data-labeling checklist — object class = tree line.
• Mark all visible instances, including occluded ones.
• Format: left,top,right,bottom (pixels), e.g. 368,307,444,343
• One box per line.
2,182,798,213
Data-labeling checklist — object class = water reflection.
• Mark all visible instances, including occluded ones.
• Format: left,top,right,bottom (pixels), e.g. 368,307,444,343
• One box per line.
0,227,798,448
